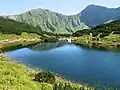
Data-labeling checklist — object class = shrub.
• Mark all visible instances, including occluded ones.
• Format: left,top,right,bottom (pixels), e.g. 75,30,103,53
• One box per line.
100,33,109,38
53,82,92,90
44,37,58,42
34,71,55,84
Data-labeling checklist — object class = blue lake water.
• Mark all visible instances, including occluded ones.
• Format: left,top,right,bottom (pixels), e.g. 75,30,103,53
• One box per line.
4,42,120,89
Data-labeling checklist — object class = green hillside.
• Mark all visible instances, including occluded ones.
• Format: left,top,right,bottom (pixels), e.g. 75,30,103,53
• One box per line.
5,5,120,34
0,16,68,37
0,16,42,35
6,8,89,34
0,16,58,37
73,20,120,38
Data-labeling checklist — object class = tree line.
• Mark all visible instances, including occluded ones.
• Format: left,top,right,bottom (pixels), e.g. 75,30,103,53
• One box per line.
73,20,120,38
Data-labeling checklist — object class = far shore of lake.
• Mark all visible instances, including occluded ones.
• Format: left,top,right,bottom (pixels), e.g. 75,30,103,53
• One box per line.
0,38,41,53
72,36,120,50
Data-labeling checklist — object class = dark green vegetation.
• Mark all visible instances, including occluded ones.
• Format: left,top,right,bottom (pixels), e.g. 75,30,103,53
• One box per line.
73,20,120,38
0,55,93,90
0,16,71,37
0,16,72,45
34,71,55,84
72,20,120,49
44,37,59,42
0,16,42,35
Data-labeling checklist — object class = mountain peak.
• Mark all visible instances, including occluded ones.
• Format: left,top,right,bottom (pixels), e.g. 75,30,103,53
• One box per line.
80,4,120,27
85,4,107,9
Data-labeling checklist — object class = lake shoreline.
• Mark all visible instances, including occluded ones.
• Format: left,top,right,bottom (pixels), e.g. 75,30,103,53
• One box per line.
72,37,120,50
0,37,93,90
0,38,41,53
1,38,119,89
0,53,93,90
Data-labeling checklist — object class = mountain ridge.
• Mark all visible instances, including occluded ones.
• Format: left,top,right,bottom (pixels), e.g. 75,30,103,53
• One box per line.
4,4,120,34
5,4,120,16
6,8,89,34
80,4,120,27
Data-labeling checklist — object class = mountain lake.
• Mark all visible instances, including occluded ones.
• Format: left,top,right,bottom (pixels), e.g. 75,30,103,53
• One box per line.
3,42,120,89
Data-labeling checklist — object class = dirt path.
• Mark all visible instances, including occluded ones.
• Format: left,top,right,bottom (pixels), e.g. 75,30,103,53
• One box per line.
0,38,41,52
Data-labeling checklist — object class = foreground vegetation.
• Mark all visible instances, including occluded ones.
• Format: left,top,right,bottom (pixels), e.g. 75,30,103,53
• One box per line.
0,55,93,90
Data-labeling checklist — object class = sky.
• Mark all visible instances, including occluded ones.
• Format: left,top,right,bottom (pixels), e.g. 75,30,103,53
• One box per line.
0,0,120,15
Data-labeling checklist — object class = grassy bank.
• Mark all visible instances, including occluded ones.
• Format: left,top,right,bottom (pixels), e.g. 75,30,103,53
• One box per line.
0,33,42,52
72,33,120,50
0,55,93,90
72,20,120,49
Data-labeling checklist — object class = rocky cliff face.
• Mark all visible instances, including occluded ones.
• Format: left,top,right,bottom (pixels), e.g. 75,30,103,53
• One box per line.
7,8,88,34
80,4,120,27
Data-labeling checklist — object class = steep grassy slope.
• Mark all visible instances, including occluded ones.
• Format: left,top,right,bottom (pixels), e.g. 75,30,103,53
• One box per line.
0,16,65,37
6,8,89,34
0,16,43,35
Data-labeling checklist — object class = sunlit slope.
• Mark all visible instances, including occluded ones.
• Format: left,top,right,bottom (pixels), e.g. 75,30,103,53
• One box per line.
6,8,88,34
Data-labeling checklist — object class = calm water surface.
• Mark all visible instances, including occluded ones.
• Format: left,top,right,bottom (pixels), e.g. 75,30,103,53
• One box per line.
4,42,120,89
